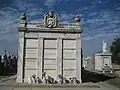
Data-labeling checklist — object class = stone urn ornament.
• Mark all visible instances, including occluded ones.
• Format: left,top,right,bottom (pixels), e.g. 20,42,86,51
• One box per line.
20,13,27,27
75,15,81,23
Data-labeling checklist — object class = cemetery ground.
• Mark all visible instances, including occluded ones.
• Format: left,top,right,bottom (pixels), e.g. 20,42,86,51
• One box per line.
83,64,120,89
0,68,120,90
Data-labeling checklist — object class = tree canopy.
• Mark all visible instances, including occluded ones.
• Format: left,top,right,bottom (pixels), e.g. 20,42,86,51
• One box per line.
110,37,120,64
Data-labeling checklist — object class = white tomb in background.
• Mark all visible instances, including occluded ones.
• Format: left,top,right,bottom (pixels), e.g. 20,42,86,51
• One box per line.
94,40,112,71
16,11,83,83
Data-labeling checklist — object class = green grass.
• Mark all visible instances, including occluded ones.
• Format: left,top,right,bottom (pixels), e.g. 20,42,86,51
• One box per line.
104,73,120,88
104,72,118,77
105,77,120,88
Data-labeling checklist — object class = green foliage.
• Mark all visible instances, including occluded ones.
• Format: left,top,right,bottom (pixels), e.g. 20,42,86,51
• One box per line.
32,74,36,78
110,38,120,64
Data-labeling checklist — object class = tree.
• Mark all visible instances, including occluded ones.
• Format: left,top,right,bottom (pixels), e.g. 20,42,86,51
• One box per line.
110,38,120,64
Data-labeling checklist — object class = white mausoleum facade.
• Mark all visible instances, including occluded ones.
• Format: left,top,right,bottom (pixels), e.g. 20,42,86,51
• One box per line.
16,12,83,83
94,41,112,71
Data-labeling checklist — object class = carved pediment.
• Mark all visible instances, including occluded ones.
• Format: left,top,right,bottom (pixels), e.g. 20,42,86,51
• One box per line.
44,11,58,28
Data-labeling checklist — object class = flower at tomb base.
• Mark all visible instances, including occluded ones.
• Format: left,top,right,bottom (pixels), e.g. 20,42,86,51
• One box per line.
32,74,36,78
42,72,46,76
75,15,81,22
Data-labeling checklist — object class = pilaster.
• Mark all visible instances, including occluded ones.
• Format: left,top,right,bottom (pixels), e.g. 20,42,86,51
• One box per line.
56,38,62,79
16,31,25,83
38,38,44,78
76,34,82,83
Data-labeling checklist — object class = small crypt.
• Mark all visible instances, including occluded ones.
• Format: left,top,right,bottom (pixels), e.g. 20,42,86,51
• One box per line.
94,40,112,72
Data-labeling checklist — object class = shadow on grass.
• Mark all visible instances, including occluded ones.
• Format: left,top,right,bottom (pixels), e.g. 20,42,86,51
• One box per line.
82,69,117,83
0,66,17,76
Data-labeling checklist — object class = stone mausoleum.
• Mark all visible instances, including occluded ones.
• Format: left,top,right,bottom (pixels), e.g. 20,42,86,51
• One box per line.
94,40,112,71
16,11,83,83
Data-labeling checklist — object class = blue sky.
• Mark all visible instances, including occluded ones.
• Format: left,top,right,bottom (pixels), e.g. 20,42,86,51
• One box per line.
0,0,120,56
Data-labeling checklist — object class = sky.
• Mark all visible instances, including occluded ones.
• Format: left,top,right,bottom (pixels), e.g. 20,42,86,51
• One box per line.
0,0,120,56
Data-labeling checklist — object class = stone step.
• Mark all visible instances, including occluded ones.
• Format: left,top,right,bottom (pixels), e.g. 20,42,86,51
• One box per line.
0,87,105,90
0,83,100,88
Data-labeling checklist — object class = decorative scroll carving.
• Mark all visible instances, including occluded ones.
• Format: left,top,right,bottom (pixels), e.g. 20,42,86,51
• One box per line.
44,11,58,28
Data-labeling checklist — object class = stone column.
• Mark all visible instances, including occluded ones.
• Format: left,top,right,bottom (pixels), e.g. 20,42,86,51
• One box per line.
16,31,25,83
102,56,104,68
38,38,44,78
57,38,62,79
37,38,39,77
109,56,112,68
76,34,82,83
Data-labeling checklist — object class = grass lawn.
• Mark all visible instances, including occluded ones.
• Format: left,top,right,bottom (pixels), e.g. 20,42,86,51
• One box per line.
105,77,120,88
104,72,120,88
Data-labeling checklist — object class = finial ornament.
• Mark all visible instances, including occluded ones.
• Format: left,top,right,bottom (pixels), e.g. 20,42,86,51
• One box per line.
20,13,27,27
75,15,81,23
20,13,27,21
102,40,107,53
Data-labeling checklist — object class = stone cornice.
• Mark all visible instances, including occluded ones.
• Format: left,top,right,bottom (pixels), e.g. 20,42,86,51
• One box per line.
18,27,83,33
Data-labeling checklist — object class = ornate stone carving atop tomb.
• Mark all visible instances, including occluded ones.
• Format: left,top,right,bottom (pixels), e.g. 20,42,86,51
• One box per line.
44,11,58,28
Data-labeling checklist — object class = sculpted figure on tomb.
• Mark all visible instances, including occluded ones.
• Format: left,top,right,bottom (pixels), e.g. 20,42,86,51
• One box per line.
102,40,107,53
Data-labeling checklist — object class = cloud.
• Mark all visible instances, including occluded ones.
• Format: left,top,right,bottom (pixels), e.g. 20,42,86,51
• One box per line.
83,33,120,40
81,8,120,38
116,7,120,11
88,12,99,17
0,0,44,53
44,0,56,9
59,13,74,22
58,11,83,23
0,0,119,54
